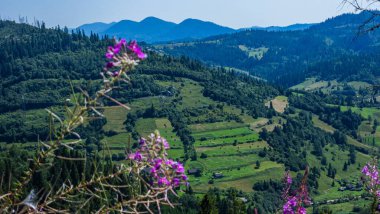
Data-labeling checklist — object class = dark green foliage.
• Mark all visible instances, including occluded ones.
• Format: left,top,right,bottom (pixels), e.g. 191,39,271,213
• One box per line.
0,20,279,145
261,112,334,171
159,12,380,87
289,92,362,136
200,191,219,214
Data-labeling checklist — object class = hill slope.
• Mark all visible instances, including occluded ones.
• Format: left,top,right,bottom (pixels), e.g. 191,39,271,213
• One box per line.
155,12,380,87
0,20,377,213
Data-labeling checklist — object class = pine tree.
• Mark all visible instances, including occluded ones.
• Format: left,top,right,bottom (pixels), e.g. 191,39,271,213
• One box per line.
255,160,261,169
200,192,219,214
343,162,348,171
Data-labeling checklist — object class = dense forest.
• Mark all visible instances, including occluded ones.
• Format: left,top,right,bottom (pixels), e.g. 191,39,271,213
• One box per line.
0,20,278,143
0,17,378,213
156,12,380,87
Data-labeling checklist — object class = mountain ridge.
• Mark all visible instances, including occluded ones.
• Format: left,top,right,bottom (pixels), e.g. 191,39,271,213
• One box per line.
76,17,314,43
155,11,380,87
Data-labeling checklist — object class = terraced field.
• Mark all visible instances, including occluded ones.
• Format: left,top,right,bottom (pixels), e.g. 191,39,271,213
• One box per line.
185,115,285,193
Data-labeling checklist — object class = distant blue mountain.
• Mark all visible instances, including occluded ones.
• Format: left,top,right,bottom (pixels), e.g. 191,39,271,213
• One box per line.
163,18,235,41
76,17,235,43
76,17,314,43
244,23,315,32
78,22,116,35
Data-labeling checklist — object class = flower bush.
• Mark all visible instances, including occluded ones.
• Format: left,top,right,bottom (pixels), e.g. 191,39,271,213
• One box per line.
282,169,310,214
362,158,380,213
128,132,188,188
0,39,187,213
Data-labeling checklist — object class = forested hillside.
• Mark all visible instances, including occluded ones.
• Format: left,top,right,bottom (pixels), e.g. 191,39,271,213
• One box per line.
0,20,378,213
156,12,380,88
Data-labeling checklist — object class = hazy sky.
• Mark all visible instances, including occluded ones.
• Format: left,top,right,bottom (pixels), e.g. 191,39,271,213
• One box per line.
0,0,355,29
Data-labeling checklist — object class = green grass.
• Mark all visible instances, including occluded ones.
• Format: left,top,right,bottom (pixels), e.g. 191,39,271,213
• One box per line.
192,127,253,140
155,118,183,148
339,106,380,120
189,161,284,193
358,121,380,147
176,79,215,109
308,199,371,214
275,95,288,102
238,45,269,60
167,148,184,160
312,114,372,150
189,121,247,133
290,78,367,94
347,81,371,90
103,106,128,133
290,78,318,90
306,144,369,202
195,153,264,171
135,118,157,137
195,133,259,147
312,115,335,133
196,141,268,156
102,133,132,149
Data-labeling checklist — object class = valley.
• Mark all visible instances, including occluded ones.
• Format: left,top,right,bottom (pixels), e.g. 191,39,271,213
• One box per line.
1,10,380,213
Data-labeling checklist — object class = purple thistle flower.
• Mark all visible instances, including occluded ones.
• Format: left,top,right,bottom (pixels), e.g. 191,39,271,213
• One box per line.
286,174,292,185
105,52,114,59
128,131,188,190
115,38,126,49
158,177,170,186
139,138,146,146
176,163,185,174
128,41,147,59
128,153,135,160
166,160,174,165
172,178,180,187
362,159,380,198
163,139,170,149
283,197,296,214
154,159,163,170
298,207,307,214
106,62,114,69
112,71,119,77
181,175,188,181
113,46,121,55
128,151,142,161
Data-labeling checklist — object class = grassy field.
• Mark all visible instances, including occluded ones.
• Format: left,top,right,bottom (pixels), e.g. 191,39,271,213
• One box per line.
238,45,269,60
185,115,282,192
195,133,260,147
312,114,373,151
193,127,253,140
308,199,371,214
103,106,129,133
290,78,370,95
306,143,369,202
196,141,268,155
265,95,288,113
340,105,380,120
189,161,284,193
4,74,376,204
189,121,247,133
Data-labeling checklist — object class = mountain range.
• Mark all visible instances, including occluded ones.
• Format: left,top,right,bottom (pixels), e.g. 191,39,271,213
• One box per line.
76,17,313,43
155,11,380,87
2,11,380,213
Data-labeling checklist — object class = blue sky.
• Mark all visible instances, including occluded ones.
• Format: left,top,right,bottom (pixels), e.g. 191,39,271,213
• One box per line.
0,0,354,29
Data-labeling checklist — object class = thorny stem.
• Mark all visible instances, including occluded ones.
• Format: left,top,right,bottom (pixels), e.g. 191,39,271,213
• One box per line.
0,40,182,213
1,65,127,211
5,92,103,207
